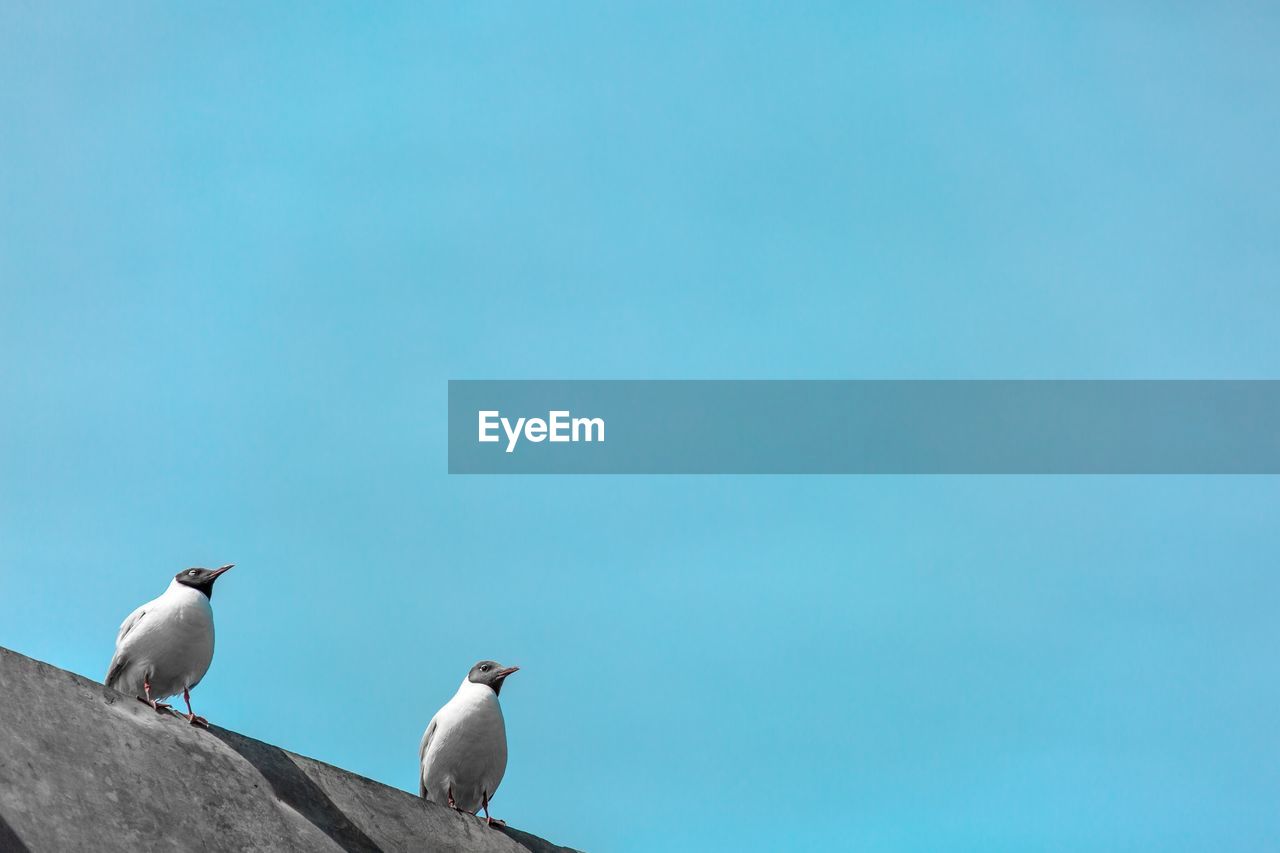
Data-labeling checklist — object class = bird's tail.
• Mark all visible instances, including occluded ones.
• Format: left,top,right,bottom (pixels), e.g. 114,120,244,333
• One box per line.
105,657,126,690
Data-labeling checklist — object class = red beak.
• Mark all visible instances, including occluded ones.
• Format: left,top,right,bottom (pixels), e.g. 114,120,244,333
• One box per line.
495,666,520,680
210,564,234,578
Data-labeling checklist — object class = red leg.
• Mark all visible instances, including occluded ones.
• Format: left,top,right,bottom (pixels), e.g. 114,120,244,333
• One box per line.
182,687,209,727
446,786,459,810
137,680,173,713
482,791,505,827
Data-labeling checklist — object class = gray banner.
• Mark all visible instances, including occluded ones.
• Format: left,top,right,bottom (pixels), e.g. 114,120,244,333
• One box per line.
447,380,1280,474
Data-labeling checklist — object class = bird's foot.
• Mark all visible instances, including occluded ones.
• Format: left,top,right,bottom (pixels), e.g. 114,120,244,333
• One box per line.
486,817,506,828
186,713,210,728
137,696,174,714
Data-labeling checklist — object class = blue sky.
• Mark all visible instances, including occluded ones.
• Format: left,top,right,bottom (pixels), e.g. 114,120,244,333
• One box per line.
2,3,1278,850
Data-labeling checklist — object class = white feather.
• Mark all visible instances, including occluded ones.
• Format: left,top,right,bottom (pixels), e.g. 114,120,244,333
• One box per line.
419,678,509,814
105,579,216,702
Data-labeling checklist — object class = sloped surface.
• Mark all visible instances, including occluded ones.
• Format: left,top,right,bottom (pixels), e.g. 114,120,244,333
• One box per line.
0,646,580,853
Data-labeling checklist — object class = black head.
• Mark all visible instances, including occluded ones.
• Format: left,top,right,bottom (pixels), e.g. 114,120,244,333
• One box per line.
467,660,519,695
174,564,234,600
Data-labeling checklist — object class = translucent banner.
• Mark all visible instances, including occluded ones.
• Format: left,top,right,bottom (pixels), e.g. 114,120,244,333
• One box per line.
447,381,1280,474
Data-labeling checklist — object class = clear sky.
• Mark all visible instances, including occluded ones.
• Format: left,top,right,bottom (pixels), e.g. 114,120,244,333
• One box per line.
2,3,1278,851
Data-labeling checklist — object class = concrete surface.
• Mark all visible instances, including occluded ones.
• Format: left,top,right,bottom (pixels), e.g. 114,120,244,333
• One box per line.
0,646,582,853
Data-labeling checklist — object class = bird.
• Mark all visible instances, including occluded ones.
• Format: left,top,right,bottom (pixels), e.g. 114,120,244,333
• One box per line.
105,564,234,727
419,660,520,826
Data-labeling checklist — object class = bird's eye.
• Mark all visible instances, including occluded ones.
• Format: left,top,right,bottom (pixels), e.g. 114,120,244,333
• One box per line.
481,665,490,672
189,570,198,576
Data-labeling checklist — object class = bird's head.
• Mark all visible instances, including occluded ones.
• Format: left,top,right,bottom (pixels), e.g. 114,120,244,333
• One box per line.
174,564,234,600
467,660,519,695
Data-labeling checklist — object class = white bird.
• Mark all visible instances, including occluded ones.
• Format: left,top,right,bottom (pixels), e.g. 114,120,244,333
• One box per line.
105,564,234,727
419,660,520,826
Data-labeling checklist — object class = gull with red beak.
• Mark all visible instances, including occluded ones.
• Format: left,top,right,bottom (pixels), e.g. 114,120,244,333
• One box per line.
105,564,234,727
419,660,520,826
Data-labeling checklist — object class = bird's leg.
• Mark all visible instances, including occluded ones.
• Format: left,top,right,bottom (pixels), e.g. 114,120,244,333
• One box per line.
482,792,505,827
182,688,209,728
447,786,459,810
138,680,173,713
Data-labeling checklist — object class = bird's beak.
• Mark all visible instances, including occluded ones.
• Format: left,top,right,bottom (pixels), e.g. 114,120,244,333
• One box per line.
495,666,520,680
210,564,234,578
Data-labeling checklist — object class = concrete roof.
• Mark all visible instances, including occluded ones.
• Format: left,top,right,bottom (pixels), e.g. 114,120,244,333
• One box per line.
0,646,582,852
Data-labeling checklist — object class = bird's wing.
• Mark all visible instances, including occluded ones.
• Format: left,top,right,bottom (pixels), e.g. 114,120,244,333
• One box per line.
418,716,439,798
105,604,148,687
